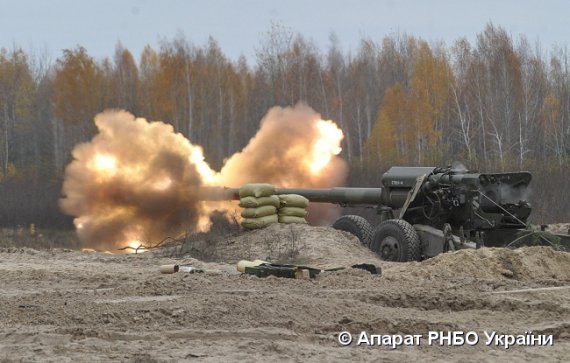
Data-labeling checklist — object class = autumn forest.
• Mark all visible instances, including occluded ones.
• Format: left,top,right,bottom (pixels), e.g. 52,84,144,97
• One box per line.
1,23,570,227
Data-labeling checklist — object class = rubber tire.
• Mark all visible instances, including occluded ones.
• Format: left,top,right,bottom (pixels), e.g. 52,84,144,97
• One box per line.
370,219,421,262
332,215,373,247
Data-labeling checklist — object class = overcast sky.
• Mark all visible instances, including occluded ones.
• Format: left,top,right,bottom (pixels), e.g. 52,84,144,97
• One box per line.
1,0,568,62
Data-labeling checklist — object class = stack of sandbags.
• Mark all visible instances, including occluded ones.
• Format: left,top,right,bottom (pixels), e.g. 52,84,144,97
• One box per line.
239,184,279,229
278,194,309,224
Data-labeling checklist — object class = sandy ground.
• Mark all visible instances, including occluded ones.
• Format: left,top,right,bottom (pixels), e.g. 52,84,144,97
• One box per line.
0,223,569,362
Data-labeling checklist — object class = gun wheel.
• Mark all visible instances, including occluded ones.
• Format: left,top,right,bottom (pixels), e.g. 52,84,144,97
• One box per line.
370,219,421,262
332,215,373,247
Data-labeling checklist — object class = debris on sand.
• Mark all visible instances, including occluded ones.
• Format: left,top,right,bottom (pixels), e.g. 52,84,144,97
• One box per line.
168,224,570,282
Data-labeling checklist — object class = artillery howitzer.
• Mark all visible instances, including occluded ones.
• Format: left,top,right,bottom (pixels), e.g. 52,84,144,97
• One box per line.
205,166,570,262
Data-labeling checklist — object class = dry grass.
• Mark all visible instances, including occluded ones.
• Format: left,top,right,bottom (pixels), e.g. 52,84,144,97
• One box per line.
151,211,243,261
0,226,80,250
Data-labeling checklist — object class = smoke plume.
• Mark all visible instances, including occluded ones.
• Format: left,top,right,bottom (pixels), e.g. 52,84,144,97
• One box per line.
60,110,213,250
217,104,347,188
60,104,347,251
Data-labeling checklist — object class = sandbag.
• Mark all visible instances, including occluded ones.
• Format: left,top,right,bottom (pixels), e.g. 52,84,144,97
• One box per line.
278,207,308,218
278,215,308,224
278,194,309,208
239,183,276,198
239,195,280,208
241,205,277,218
241,214,279,229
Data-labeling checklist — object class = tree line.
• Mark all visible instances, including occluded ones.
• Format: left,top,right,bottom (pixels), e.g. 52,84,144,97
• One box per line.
1,23,569,227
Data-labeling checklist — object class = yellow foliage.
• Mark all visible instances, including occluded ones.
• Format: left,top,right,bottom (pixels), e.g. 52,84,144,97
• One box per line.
7,163,17,178
365,83,410,164
408,42,453,164
366,41,454,166
53,47,104,125
543,94,561,128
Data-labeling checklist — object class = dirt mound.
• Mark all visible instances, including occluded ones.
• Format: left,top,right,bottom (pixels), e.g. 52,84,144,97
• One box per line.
173,224,570,282
386,246,570,281
190,223,383,269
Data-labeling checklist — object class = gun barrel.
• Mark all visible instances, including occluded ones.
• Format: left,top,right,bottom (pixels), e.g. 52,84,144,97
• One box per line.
198,187,384,205
275,188,384,205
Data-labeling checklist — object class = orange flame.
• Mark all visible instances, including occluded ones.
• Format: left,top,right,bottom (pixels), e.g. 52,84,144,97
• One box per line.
309,120,344,174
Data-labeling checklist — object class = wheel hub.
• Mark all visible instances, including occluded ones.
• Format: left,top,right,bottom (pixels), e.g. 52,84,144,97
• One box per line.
380,236,400,261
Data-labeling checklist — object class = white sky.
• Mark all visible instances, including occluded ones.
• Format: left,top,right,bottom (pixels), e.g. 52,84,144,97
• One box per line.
1,0,568,63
